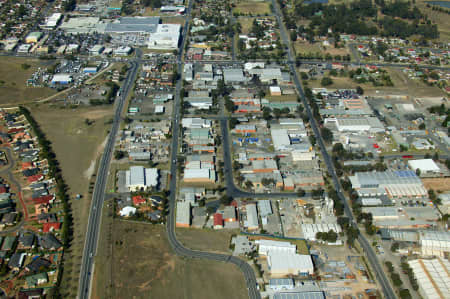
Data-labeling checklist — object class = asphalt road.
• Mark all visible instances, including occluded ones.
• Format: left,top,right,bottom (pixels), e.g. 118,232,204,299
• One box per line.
77,57,140,299
271,1,397,298
162,2,261,299
0,147,25,234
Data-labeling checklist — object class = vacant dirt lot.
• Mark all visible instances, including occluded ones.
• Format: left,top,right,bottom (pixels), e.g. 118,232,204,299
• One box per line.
0,57,56,105
422,177,450,192
93,219,248,299
176,228,239,254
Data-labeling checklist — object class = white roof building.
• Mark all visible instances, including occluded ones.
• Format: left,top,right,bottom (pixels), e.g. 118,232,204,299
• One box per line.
256,240,297,256
301,223,342,241
148,24,181,49
51,74,73,84
268,252,314,276
408,159,440,174
408,258,450,299
119,206,136,217
181,118,212,129
125,166,159,191
176,201,191,227
420,231,450,258
43,13,62,29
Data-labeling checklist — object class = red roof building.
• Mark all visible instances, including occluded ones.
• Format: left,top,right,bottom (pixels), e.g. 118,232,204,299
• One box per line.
27,174,43,184
0,186,7,194
132,195,146,206
213,213,223,229
21,162,33,170
32,195,54,205
43,222,61,233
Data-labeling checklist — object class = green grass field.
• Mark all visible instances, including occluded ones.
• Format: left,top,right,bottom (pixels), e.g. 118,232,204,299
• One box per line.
0,57,57,105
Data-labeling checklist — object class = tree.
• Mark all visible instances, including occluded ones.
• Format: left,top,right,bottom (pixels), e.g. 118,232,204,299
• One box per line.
220,195,233,206
418,123,426,130
332,143,345,155
321,127,333,143
326,230,338,243
391,242,400,252
114,150,125,160
297,188,306,197
321,77,333,86
356,86,364,95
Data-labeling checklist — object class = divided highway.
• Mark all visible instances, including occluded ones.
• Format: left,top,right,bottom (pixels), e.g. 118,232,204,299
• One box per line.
271,1,397,298
78,59,139,299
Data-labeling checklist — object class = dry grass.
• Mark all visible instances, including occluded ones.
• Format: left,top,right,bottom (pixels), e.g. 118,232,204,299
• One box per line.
176,228,239,254
30,103,114,298
238,17,255,35
234,1,272,15
416,0,450,42
93,219,248,299
422,177,450,192
0,57,57,105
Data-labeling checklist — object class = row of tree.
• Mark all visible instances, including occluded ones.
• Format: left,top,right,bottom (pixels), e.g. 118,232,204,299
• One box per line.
19,106,73,297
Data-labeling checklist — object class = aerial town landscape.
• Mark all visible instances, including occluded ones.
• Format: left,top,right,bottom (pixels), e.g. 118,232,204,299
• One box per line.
0,0,448,298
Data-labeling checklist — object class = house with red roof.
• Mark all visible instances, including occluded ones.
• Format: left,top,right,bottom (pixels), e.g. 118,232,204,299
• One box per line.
32,195,54,205
132,195,146,206
27,174,43,184
43,222,61,233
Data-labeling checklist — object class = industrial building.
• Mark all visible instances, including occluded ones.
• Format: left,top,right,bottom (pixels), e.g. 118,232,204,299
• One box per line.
176,201,191,227
51,74,73,85
268,252,314,276
105,17,160,34
349,170,428,199
256,240,296,256
267,278,295,291
148,24,181,49
273,292,325,299
42,13,62,29
183,169,216,183
301,223,342,241
125,166,159,191
245,203,259,230
59,17,106,34
408,258,450,299
324,117,384,132
408,159,441,175
25,32,43,44
419,231,450,258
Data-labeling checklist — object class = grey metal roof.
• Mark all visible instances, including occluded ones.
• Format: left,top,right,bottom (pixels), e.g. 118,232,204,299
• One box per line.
273,292,325,299
105,23,157,33
120,17,160,25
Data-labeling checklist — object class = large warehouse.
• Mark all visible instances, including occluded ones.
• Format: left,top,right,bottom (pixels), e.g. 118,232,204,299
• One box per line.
147,24,181,49
349,170,428,199
125,166,159,191
324,117,384,132
268,252,314,277
105,16,160,34
419,231,450,258
408,258,450,299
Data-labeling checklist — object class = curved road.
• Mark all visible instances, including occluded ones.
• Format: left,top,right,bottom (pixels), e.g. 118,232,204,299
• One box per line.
0,147,26,234
77,1,261,299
